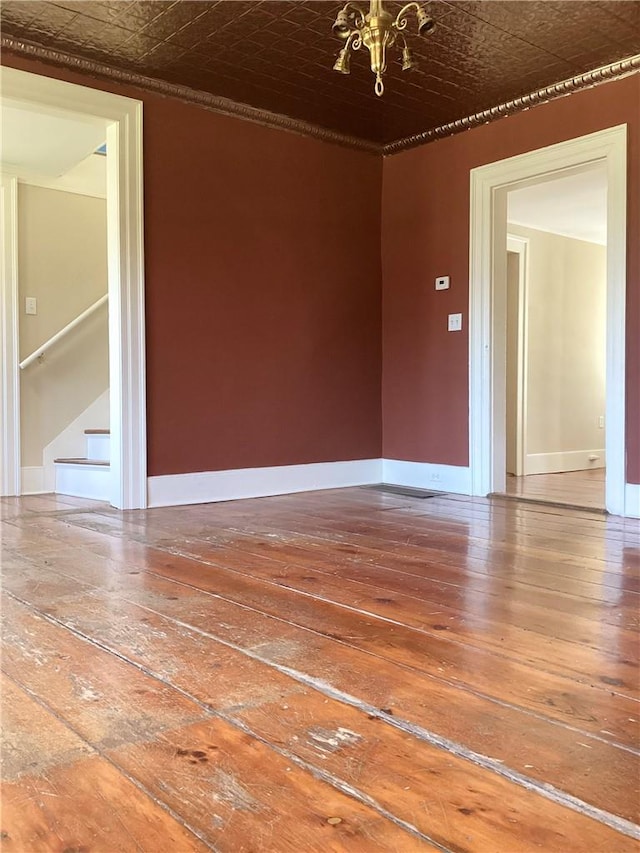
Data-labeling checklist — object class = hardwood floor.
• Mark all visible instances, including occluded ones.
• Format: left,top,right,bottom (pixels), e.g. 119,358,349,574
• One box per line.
502,468,606,510
1,488,638,851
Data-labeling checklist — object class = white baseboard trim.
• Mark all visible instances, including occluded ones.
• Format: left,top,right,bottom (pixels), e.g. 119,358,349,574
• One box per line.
524,449,606,475
382,459,471,495
21,466,46,495
148,458,383,508
625,483,640,518
144,454,639,515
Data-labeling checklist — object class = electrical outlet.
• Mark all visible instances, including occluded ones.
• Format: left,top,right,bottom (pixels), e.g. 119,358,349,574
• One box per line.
430,472,441,481
598,415,605,429
25,297,37,315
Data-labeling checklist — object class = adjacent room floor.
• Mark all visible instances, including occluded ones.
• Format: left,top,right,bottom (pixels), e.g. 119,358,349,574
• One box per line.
1,488,638,851
503,468,606,511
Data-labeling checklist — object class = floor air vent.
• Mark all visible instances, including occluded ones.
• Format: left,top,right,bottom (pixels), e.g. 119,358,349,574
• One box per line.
365,484,444,499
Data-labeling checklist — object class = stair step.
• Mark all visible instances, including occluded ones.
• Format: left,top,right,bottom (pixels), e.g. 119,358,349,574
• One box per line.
54,457,109,466
84,429,110,463
55,427,111,500
54,457,111,501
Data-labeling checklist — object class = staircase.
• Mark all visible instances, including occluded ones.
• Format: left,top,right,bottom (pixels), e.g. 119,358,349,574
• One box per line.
54,429,111,501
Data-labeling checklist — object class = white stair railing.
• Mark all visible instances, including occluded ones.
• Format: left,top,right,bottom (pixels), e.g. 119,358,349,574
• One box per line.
19,294,108,369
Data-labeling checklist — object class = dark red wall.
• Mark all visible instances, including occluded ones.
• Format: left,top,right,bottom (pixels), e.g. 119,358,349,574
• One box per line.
382,74,640,484
2,55,383,476
144,104,382,475
4,53,639,485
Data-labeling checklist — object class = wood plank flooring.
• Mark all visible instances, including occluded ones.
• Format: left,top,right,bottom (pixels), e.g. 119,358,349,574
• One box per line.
502,468,606,510
1,488,638,852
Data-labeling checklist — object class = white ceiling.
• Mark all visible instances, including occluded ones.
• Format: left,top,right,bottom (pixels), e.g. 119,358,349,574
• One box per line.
41,151,107,198
507,164,607,245
1,100,106,197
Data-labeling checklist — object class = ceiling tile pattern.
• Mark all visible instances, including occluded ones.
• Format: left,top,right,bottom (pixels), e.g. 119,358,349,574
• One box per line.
2,1,639,145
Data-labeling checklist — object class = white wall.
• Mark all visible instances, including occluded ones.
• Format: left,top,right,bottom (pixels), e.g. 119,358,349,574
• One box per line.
508,224,606,475
18,184,109,480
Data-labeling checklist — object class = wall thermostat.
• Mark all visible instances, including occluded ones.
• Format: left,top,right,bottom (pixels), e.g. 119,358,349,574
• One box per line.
435,276,450,290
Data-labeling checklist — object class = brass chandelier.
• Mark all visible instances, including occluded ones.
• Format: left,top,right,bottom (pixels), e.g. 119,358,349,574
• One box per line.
332,0,435,96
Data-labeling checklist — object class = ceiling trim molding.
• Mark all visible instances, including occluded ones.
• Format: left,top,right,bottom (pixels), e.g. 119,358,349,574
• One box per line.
0,36,380,154
383,54,640,155
2,36,638,158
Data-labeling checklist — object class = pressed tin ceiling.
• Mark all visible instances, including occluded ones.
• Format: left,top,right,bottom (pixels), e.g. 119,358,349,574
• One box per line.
1,1,640,151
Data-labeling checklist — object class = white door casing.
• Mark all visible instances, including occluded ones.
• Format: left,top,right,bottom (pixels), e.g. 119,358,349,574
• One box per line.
469,125,627,515
0,174,20,496
0,66,146,509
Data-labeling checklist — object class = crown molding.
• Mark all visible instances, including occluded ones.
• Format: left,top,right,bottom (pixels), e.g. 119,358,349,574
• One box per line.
2,36,638,158
383,54,640,155
0,36,380,155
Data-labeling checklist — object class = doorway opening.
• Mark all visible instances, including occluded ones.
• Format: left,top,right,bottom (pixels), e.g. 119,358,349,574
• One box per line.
0,66,146,510
501,164,607,510
2,107,110,500
469,125,628,516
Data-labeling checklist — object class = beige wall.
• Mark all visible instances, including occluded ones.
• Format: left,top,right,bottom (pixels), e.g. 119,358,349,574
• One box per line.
19,184,108,468
505,251,520,475
507,224,606,474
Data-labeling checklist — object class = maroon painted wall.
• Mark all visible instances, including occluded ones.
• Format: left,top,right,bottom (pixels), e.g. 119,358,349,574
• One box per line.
4,53,639,485
144,104,383,475
2,55,383,477
382,74,640,484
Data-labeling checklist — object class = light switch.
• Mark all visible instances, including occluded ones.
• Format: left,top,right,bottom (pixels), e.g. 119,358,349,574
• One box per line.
448,313,462,332
25,297,37,315
435,276,450,291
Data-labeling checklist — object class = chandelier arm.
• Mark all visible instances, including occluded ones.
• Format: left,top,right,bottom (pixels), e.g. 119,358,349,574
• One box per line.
393,2,421,30
345,30,362,52
341,2,367,29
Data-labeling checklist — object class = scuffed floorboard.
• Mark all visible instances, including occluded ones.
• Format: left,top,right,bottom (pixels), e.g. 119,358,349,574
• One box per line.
1,488,639,851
